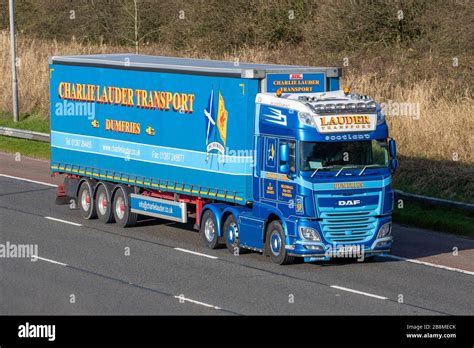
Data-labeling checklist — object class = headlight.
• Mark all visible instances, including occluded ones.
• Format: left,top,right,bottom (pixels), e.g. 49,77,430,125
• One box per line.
298,112,315,126
299,227,321,241
377,223,391,238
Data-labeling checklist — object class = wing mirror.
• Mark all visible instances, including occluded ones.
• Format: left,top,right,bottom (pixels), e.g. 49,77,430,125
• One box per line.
390,158,398,172
279,143,290,174
389,139,397,158
280,143,289,162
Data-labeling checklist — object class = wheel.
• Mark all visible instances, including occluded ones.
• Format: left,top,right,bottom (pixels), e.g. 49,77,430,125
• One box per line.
78,180,97,219
266,220,294,265
200,210,221,249
95,184,115,223
112,186,138,228
223,214,240,254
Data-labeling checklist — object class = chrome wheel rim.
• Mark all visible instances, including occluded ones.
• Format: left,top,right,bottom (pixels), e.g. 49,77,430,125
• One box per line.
115,196,125,220
270,231,282,256
98,191,108,215
81,189,90,212
227,222,238,245
204,218,216,242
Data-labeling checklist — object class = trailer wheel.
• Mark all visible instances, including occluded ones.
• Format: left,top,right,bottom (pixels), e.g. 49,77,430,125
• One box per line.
200,210,221,249
95,184,115,223
112,186,137,228
78,181,97,220
266,221,294,265
223,214,240,254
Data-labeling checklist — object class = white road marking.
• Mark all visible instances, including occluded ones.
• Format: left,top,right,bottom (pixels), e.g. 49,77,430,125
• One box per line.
382,254,474,276
0,173,58,187
30,255,222,310
174,247,218,259
3,168,472,269
32,255,68,266
45,216,82,227
330,285,388,300
173,295,221,310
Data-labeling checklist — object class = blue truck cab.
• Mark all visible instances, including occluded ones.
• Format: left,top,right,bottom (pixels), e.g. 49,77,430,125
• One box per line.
49,54,397,265
240,89,397,264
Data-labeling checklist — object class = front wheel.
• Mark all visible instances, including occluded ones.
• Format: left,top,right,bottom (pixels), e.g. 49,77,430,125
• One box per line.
266,221,294,265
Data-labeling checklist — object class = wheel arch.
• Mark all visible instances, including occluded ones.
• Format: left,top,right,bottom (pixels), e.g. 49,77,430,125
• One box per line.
263,210,289,245
199,203,227,236
221,206,251,235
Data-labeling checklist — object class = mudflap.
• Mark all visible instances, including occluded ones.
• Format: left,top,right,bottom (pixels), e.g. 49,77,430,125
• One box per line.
55,196,74,206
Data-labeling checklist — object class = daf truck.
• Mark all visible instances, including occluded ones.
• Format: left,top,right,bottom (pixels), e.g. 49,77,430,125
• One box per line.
49,54,398,265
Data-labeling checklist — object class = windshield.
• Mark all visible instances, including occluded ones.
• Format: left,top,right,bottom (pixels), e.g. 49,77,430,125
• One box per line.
300,140,389,171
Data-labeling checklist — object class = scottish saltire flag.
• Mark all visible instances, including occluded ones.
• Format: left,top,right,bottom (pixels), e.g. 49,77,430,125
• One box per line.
204,89,215,145
217,91,228,145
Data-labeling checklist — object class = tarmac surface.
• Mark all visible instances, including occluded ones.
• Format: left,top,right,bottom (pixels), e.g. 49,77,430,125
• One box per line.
1,152,473,315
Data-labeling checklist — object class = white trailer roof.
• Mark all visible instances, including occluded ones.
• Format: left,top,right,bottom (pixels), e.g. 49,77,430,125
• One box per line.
49,54,340,79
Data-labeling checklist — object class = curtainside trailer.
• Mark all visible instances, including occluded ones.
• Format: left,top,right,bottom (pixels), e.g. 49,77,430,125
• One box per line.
50,54,398,264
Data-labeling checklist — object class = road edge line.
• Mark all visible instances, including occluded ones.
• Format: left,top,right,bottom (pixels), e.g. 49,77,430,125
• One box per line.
0,173,57,187
382,254,474,276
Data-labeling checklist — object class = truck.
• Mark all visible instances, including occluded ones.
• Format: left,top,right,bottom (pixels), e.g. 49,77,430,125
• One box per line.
49,54,398,265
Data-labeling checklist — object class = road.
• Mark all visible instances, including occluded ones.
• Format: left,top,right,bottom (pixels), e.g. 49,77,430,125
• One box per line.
0,152,473,315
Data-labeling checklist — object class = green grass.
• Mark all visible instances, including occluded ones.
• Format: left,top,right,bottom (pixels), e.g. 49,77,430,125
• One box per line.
0,111,50,159
0,111,50,133
393,201,474,237
394,173,473,205
392,156,474,205
0,136,50,159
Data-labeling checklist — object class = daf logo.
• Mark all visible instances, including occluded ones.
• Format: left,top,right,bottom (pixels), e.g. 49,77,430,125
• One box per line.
338,199,361,206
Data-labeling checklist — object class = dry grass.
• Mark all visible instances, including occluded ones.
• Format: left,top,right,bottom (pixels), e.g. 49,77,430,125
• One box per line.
345,74,473,163
1,31,473,201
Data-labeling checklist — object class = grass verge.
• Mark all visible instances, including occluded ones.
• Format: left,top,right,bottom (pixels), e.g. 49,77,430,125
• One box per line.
0,112,50,159
0,111,50,133
393,201,474,237
0,136,50,159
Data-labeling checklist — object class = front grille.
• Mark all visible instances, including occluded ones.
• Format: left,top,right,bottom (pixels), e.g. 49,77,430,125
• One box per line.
317,195,379,244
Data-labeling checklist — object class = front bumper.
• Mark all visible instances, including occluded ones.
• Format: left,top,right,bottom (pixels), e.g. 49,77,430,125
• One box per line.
287,217,393,260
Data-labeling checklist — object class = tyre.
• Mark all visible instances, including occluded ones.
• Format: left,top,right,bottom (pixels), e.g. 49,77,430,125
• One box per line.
266,220,294,265
112,186,138,228
223,214,240,254
200,210,221,249
95,184,115,223
78,180,97,220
